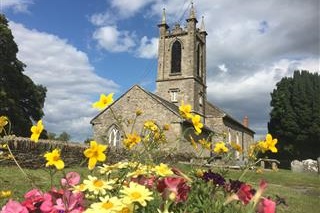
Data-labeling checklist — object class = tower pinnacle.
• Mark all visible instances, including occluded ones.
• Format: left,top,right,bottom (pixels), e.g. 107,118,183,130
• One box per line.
200,16,205,31
161,8,166,24
189,2,196,19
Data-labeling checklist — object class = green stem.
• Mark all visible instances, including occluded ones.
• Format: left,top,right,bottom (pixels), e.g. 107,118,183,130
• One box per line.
6,144,38,189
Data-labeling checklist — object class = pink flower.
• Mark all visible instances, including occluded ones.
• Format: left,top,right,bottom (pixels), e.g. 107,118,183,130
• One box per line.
236,183,254,205
257,198,276,213
1,199,28,213
157,177,190,203
39,193,54,213
54,190,84,212
22,189,44,211
61,172,80,188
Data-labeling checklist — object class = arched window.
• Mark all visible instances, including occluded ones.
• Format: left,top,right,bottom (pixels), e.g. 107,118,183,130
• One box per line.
108,125,121,147
171,40,181,73
197,44,200,76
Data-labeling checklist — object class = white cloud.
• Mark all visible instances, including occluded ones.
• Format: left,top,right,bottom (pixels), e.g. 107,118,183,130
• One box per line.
110,0,155,18
89,0,319,137
93,25,136,52
136,36,158,59
10,22,119,141
1,0,33,13
218,64,228,73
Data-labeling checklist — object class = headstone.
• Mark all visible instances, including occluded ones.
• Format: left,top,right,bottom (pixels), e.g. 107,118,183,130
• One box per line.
291,160,303,173
302,159,318,173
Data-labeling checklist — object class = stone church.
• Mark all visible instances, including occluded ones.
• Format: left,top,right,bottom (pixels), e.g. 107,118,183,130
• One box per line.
91,5,254,158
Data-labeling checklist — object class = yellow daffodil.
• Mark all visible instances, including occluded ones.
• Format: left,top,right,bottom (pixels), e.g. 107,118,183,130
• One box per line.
231,142,242,153
123,133,141,150
154,163,173,177
0,116,8,133
120,182,153,207
92,93,114,110
179,101,193,119
30,120,44,142
199,138,211,150
84,140,107,170
0,190,11,198
86,195,123,213
144,120,158,131
258,140,268,153
83,175,114,195
213,142,229,154
44,149,64,170
265,133,278,153
191,114,203,134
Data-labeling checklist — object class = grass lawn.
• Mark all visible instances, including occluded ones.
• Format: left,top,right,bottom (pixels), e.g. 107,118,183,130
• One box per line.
0,165,319,212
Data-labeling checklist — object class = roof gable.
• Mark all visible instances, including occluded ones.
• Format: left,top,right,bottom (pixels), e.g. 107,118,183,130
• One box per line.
90,84,182,124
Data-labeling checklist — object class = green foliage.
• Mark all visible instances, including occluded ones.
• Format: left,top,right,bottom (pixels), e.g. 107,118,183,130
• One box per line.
268,70,320,160
0,14,46,137
47,131,71,142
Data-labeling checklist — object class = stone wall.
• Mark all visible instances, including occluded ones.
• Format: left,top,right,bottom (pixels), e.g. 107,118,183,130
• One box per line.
0,136,87,168
92,85,182,150
0,136,195,169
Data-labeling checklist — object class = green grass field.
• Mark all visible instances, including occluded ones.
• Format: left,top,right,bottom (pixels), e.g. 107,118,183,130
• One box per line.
0,165,319,212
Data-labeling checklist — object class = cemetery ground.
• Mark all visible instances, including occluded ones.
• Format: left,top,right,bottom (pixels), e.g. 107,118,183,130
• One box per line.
0,165,319,213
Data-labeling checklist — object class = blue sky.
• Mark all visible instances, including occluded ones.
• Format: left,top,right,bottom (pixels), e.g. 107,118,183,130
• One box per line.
2,0,319,142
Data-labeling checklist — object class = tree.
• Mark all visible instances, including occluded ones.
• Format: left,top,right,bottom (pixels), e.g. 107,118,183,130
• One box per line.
268,70,320,160
0,14,46,137
57,131,71,142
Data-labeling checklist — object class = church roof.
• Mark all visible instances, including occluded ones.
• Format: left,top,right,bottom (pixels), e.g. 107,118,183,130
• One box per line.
205,101,255,134
90,84,182,124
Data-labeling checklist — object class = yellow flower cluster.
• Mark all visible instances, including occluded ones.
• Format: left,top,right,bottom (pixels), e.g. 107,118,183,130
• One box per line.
92,93,114,110
0,116,8,133
78,161,174,212
213,142,229,154
0,190,11,198
44,149,64,170
30,120,44,142
84,141,108,170
179,102,203,135
257,134,278,153
123,133,141,150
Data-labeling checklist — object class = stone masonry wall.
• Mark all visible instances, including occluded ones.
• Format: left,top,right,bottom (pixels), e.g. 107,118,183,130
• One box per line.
0,136,87,168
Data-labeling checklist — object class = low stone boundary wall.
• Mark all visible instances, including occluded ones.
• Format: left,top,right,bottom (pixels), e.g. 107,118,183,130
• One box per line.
0,137,195,169
0,136,87,169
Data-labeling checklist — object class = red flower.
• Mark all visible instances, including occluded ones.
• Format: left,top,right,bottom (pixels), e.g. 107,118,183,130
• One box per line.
157,177,190,203
21,189,44,212
257,198,276,213
236,183,254,205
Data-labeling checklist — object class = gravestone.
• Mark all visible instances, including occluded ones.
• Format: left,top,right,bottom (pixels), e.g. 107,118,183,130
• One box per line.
291,160,303,173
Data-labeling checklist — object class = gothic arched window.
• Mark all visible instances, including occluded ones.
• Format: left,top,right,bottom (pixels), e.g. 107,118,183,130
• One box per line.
197,44,200,76
171,40,181,73
108,125,121,147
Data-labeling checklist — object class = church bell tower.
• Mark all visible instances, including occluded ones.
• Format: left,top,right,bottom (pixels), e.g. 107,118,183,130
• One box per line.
155,3,208,116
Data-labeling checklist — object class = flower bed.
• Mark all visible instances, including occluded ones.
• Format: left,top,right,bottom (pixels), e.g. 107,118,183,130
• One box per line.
0,94,284,213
